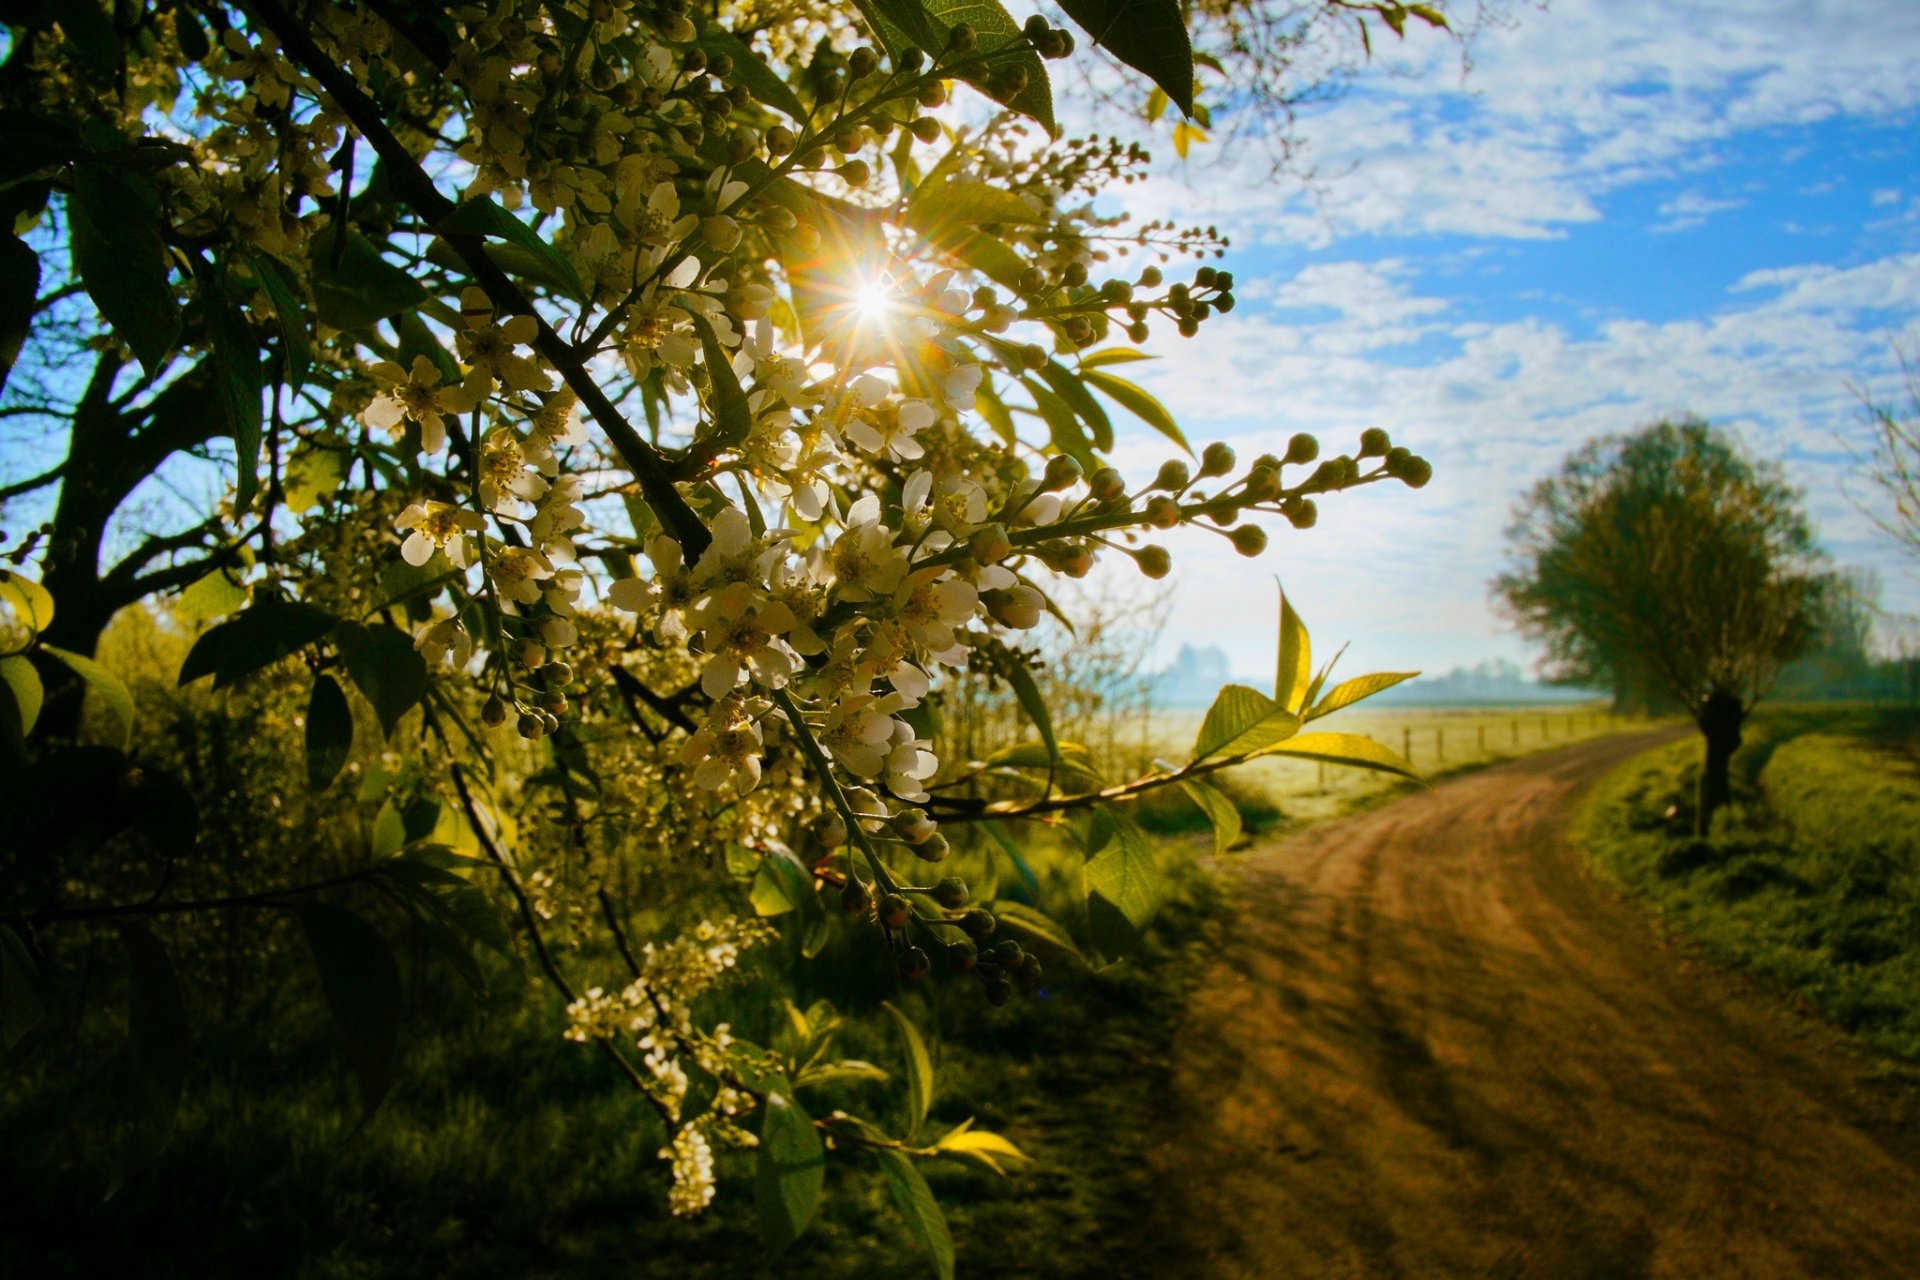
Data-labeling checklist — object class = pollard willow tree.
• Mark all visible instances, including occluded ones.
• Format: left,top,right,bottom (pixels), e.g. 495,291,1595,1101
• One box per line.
1495,418,1824,836
0,0,1438,1265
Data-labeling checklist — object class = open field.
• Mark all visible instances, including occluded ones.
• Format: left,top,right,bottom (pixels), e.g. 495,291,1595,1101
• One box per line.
1141,702,1649,826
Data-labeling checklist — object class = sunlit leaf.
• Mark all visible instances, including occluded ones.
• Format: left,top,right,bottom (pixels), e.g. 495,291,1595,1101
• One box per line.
1309,670,1419,720
990,900,1082,962
935,1126,1031,1175
0,655,43,738
70,162,178,375
1275,589,1312,714
1178,776,1243,855
1084,807,1160,958
440,196,586,303
1253,731,1423,781
1192,684,1298,762
1082,368,1190,455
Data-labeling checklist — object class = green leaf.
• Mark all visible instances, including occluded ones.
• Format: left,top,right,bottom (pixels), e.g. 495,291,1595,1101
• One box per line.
906,180,1043,238
70,162,178,376
116,923,189,1138
750,844,817,918
1038,360,1114,453
755,1093,825,1254
0,655,43,738
1191,684,1298,762
795,1059,890,1090
1,924,45,1050
1275,589,1311,714
440,196,586,303
1000,655,1061,767
934,1125,1031,1175
299,903,403,1118
878,1149,956,1280
1254,731,1422,781
990,900,1082,962
310,226,428,330
883,1000,935,1133
283,442,351,513
41,644,133,750
696,22,807,123
923,224,1029,292
305,674,353,791
246,251,311,389
691,312,752,451
0,569,54,633
178,600,338,689
1023,375,1098,472
208,285,264,511
175,566,249,621
1083,807,1161,958
1082,368,1190,455
1309,670,1419,720
1080,347,1154,368
334,621,428,739
858,0,1055,135
981,820,1042,900
0,235,40,395
1178,776,1243,855
1058,0,1194,116
975,376,1017,446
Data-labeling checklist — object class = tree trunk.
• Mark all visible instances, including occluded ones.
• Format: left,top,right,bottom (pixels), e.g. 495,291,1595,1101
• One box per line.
1695,687,1746,836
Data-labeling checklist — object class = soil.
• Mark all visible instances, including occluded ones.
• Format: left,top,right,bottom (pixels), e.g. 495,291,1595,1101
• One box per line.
1143,729,1920,1279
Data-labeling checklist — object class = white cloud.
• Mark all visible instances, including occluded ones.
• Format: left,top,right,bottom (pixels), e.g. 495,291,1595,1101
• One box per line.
1107,252,1920,675
1652,190,1747,232
1119,0,1920,247
1874,188,1904,206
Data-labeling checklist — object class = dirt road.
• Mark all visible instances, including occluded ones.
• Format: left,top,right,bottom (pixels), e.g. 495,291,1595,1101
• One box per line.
1145,730,1920,1279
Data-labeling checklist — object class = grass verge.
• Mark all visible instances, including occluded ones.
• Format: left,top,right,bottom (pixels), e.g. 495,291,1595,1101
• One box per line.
1578,707,1920,1061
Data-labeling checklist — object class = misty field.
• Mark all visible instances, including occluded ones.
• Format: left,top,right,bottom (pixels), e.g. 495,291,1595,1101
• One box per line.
1138,702,1638,826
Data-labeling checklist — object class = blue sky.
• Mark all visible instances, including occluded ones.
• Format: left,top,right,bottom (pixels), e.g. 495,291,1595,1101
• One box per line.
1081,0,1920,680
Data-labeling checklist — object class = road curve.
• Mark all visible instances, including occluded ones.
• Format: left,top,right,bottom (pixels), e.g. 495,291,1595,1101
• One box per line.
1143,729,1920,1280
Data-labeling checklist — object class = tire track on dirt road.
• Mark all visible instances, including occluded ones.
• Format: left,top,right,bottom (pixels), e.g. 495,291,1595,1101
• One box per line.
1144,730,1920,1279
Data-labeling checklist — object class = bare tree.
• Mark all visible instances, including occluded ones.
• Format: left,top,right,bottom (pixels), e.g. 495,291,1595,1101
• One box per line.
1853,343,1920,563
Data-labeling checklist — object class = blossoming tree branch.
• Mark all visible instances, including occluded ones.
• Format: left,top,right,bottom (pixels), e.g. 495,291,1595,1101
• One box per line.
0,0,1440,1266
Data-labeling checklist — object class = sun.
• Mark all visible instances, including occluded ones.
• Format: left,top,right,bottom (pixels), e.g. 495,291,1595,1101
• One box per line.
854,277,895,324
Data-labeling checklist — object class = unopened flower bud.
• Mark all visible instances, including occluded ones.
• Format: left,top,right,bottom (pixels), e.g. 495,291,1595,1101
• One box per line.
899,947,932,980
910,116,942,143
984,977,1013,1006
1231,524,1268,557
482,694,508,727
959,908,997,939
1135,544,1172,578
1144,495,1180,528
841,874,871,913
517,713,545,739
849,46,879,78
880,892,911,929
968,522,1013,565
915,832,951,862
933,876,969,908
1089,466,1127,503
1041,454,1083,491
899,46,926,72
1200,442,1236,477
1284,433,1319,465
1287,498,1319,529
815,811,849,848
765,125,796,155
893,807,938,843
1062,260,1089,288
1396,455,1433,488
837,159,871,187
1358,427,1391,458
947,22,977,51
1139,264,1163,287
918,79,947,108
1152,459,1191,491
947,939,978,971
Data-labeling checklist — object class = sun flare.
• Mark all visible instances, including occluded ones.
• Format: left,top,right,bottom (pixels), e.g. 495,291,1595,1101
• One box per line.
854,277,895,324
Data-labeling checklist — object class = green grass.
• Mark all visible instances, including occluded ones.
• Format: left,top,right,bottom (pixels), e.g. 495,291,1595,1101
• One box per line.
1579,707,1920,1061
0,842,1224,1279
